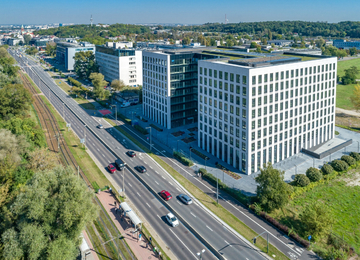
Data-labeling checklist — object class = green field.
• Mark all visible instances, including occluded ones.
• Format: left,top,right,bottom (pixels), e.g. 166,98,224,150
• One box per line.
337,57,360,77
270,169,360,256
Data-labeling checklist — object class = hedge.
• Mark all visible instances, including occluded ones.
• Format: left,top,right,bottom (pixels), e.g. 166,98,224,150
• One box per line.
341,155,356,166
306,167,323,182
173,151,194,166
68,77,82,88
331,160,349,172
321,164,334,175
349,152,360,161
134,125,148,135
294,174,310,187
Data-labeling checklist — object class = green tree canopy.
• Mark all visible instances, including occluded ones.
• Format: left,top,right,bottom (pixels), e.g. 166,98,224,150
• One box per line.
0,84,32,119
23,35,31,45
74,51,98,79
45,43,56,56
25,47,38,56
110,79,126,92
255,163,291,212
342,66,359,85
0,166,98,259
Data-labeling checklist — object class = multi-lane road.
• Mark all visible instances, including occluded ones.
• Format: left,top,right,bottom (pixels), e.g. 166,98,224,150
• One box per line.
12,50,266,260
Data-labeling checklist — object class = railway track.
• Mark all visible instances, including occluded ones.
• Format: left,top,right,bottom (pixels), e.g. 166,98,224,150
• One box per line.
20,72,135,260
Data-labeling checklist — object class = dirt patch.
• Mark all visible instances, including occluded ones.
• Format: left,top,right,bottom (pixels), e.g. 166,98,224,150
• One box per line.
342,172,360,187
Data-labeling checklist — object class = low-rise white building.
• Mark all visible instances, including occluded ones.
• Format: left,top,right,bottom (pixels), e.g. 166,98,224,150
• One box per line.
95,42,142,86
198,54,337,175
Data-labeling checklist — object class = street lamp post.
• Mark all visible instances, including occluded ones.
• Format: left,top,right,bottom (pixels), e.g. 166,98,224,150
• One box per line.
110,105,117,126
84,124,87,150
189,147,193,162
146,127,152,151
123,167,126,197
197,249,205,260
177,139,181,151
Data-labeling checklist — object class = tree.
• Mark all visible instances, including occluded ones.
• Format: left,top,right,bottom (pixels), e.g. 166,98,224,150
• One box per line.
343,66,359,85
0,166,98,260
0,129,29,163
300,202,334,239
25,46,38,55
349,47,357,56
336,49,347,58
23,35,31,45
182,37,191,45
255,163,291,212
315,38,325,48
89,72,107,90
74,51,99,79
250,42,258,48
45,43,56,56
0,84,31,119
294,174,310,187
111,79,126,92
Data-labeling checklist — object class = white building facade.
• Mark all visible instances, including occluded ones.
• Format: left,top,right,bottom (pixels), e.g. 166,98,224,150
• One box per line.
95,45,142,86
198,55,337,175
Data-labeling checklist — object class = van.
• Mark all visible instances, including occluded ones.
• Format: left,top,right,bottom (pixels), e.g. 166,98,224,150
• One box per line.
120,102,130,108
115,158,126,170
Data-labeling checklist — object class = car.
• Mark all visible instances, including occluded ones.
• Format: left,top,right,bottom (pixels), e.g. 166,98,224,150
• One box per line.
135,165,146,173
97,124,104,129
178,194,192,205
160,190,172,201
108,164,116,173
126,151,136,157
165,213,179,227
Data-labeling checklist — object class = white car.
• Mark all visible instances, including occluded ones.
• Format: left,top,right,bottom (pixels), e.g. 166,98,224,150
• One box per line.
97,124,104,129
165,213,179,227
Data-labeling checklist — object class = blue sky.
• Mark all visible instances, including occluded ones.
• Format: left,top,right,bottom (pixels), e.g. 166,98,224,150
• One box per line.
1,0,359,25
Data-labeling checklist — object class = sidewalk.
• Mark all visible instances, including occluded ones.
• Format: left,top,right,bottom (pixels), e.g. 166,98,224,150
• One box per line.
96,190,158,260
82,230,99,260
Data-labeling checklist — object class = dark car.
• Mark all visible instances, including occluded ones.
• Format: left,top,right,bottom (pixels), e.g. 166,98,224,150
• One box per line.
160,190,172,201
135,165,146,173
178,194,192,205
126,151,136,157
108,164,116,173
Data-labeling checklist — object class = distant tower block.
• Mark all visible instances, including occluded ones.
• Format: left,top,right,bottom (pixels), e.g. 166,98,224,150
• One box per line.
90,15,93,26
21,24,24,35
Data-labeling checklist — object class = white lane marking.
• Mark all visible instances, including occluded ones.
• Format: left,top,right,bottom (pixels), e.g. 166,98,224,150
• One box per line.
145,173,149,176
168,182,173,186
155,181,159,185
206,225,214,232
129,158,133,162
161,176,166,180
156,214,161,220
176,188,180,192
128,182,132,187
150,166,153,169
108,160,111,164
155,171,159,174
168,229,197,260
146,203,151,208
224,240,232,247
137,192,141,197
190,212,196,218
92,143,95,146
144,161,148,164
102,154,105,158
97,148,100,152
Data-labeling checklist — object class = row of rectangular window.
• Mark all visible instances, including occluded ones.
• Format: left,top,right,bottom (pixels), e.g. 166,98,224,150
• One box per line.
199,67,247,84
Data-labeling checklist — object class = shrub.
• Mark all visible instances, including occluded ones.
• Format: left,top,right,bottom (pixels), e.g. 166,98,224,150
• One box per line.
349,152,360,161
92,181,100,191
321,164,334,175
68,77,82,88
173,151,194,166
306,167,323,182
341,155,356,166
198,168,207,175
134,125,148,135
294,174,310,187
331,160,349,172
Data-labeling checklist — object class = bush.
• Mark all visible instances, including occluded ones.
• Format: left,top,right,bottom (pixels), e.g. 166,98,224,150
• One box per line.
294,174,310,187
331,160,349,172
173,151,194,166
321,164,334,175
134,125,148,135
341,155,356,166
68,77,82,88
349,152,360,161
306,167,323,182
198,168,207,175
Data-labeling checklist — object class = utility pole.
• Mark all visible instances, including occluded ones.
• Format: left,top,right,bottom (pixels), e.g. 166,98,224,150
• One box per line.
62,102,65,120
84,124,87,150
54,133,60,152
123,167,126,197
110,104,117,125
252,231,269,253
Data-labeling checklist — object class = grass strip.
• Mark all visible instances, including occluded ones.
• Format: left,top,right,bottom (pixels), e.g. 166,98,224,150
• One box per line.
86,225,107,260
141,225,170,260
105,118,289,260
94,219,119,260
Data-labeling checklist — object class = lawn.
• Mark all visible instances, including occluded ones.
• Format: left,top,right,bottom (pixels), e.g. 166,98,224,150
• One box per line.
270,169,360,256
336,84,356,110
337,57,360,78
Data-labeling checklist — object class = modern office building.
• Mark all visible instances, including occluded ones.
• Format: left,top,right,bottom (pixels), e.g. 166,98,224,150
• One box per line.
142,49,217,129
95,42,142,86
198,54,337,175
56,41,95,71
333,39,360,50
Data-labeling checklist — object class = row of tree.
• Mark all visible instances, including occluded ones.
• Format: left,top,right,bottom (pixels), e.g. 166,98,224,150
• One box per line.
0,45,97,259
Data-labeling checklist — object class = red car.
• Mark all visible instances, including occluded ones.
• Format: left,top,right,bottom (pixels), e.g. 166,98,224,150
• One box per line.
160,190,172,201
108,164,116,173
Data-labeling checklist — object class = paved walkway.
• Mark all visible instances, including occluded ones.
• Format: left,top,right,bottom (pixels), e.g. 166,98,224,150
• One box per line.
336,107,360,117
96,190,158,260
82,230,99,260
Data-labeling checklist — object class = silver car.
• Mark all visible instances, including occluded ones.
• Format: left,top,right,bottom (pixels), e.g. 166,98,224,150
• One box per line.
178,194,192,205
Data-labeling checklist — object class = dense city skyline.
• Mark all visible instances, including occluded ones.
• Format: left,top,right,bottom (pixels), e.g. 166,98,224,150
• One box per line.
1,0,360,25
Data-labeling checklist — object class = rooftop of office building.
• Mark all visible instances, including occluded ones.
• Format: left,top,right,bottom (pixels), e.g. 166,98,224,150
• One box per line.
57,41,94,48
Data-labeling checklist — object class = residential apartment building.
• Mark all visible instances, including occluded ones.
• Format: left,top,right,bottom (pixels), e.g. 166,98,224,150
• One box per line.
142,49,216,129
95,42,142,86
56,41,95,71
198,54,337,175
